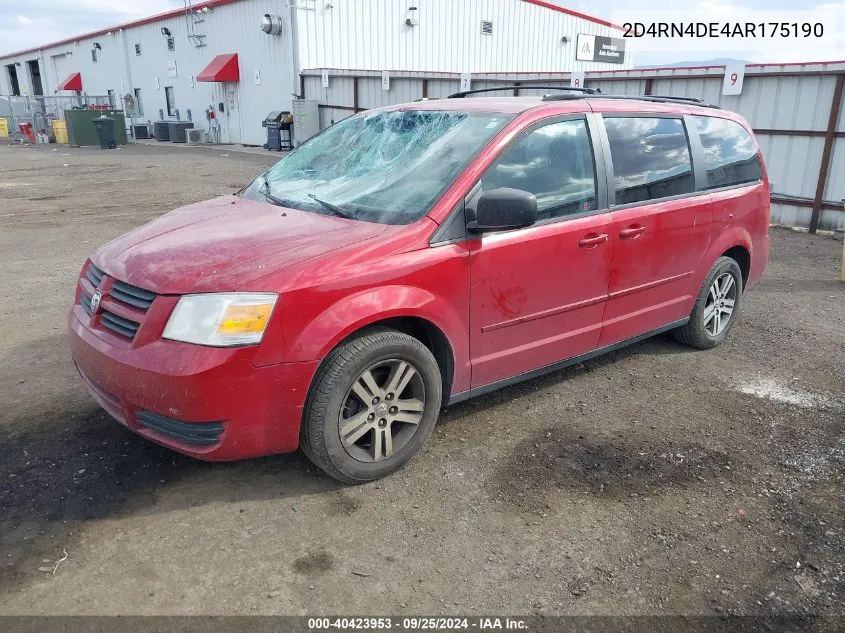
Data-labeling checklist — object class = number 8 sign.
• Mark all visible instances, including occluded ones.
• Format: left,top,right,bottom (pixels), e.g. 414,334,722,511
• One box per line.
722,64,745,96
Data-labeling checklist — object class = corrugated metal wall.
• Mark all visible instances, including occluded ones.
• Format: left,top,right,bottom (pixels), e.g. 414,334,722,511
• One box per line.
828,91,845,215
123,0,296,145
297,0,632,73
0,0,297,146
1,0,632,145
302,63,845,230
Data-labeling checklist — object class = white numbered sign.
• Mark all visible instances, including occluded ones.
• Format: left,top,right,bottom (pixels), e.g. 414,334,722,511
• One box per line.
722,64,745,96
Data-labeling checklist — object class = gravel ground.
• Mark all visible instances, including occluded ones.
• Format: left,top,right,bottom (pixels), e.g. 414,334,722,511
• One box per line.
0,142,844,617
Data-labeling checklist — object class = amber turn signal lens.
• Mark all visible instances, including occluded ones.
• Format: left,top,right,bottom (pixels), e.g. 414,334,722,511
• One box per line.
217,303,273,335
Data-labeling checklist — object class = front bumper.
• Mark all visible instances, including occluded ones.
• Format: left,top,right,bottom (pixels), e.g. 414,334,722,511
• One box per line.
68,305,319,461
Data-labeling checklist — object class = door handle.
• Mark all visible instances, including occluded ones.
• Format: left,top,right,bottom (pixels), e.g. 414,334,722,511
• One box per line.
578,233,609,248
619,225,646,239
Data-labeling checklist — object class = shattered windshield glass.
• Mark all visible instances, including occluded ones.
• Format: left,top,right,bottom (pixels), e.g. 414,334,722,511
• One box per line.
241,109,513,224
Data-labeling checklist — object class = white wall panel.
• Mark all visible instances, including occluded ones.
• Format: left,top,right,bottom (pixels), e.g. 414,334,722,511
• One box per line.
768,205,843,231
426,79,463,98
319,107,353,129
123,0,296,146
297,0,633,74
825,139,844,202
0,0,297,146
589,79,645,96
756,134,825,199
357,78,423,109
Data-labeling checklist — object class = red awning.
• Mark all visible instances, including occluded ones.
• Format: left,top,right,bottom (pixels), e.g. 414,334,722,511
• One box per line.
57,72,82,91
196,53,239,83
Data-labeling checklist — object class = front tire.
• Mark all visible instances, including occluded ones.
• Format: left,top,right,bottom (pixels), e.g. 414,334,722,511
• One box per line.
300,328,442,484
674,256,743,350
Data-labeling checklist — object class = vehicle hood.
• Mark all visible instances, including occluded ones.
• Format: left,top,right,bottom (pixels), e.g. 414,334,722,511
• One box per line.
93,195,389,294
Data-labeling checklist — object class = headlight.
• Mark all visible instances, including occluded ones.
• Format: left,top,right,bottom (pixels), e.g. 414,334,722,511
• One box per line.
162,293,278,347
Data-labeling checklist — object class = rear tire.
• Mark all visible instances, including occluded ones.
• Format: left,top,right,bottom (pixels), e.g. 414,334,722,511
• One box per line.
674,256,743,350
300,327,442,484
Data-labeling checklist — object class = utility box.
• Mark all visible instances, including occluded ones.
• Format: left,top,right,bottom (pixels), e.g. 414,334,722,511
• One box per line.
153,120,171,141
168,121,194,143
64,109,127,146
132,124,151,139
291,99,319,146
52,120,68,144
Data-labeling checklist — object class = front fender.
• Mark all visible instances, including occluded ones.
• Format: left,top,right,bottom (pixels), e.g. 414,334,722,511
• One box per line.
285,285,470,395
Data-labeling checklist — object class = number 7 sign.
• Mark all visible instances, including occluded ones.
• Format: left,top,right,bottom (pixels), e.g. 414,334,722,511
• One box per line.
722,64,745,96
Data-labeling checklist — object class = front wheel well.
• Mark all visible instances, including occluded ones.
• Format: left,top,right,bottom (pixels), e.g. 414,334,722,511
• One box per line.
324,317,456,402
721,245,750,290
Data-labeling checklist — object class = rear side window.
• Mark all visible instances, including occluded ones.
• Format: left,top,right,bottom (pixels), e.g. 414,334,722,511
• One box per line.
604,117,694,205
693,116,762,189
481,118,597,220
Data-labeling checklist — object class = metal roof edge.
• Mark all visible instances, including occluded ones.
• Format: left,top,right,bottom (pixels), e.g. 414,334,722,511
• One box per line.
520,0,621,31
0,0,241,61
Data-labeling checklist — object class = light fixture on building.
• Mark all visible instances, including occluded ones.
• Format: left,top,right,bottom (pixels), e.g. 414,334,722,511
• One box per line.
260,14,283,35
93,42,102,50
161,27,171,36
561,36,569,44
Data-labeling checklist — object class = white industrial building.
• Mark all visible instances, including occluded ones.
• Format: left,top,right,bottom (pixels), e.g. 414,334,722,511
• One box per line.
0,0,633,146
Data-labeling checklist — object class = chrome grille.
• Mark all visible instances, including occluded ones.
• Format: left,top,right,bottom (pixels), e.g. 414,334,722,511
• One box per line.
78,261,157,341
111,280,156,311
86,262,105,287
100,311,141,339
80,291,93,316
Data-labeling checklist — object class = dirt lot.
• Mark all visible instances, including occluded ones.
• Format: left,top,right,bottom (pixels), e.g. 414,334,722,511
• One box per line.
1,141,844,617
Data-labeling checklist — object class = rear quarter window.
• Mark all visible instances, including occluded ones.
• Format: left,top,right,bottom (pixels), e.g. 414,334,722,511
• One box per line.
693,116,762,189
604,117,694,205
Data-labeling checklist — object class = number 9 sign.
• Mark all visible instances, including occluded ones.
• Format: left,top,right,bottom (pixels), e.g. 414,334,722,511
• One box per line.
722,64,745,96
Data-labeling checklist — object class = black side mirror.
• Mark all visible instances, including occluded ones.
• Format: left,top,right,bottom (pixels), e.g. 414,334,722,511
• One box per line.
467,187,537,233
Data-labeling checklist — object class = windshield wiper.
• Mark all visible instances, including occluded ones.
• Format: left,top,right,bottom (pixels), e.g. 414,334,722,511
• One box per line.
260,175,290,207
308,193,356,220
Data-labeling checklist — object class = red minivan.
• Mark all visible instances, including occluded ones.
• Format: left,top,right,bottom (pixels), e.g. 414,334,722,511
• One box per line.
69,89,770,483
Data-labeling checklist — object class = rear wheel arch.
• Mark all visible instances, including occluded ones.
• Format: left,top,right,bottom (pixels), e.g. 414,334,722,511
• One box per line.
721,244,750,290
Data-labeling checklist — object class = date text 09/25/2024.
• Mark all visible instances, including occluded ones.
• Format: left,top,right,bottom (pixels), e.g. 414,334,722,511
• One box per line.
307,617,528,630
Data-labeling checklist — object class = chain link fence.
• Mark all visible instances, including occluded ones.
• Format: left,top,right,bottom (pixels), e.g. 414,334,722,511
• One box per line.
0,94,114,139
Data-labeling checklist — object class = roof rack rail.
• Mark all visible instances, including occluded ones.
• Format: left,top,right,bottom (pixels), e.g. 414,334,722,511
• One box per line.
541,93,720,108
647,94,705,103
448,85,600,98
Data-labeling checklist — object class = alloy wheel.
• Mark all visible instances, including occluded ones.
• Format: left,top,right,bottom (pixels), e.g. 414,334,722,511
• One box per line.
338,359,426,463
704,272,737,336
